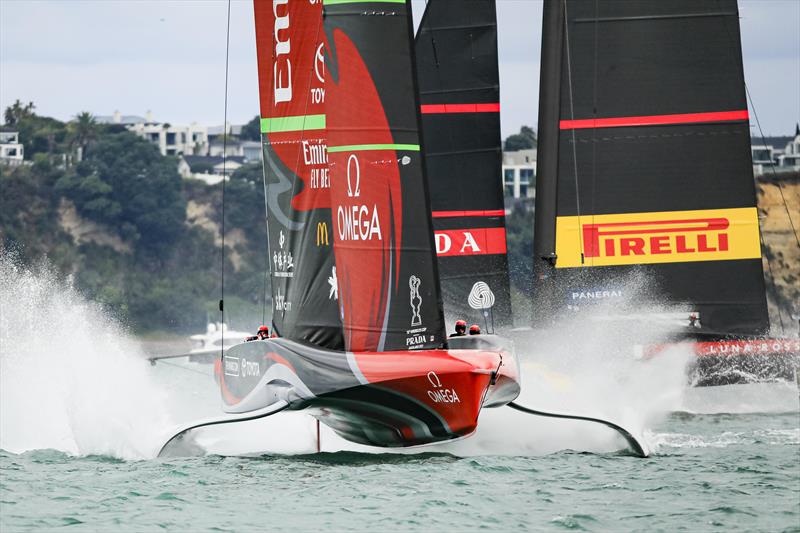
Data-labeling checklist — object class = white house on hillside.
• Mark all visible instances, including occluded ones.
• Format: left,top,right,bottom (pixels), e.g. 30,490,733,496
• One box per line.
751,125,800,175
0,130,24,166
96,111,209,157
502,149,536,199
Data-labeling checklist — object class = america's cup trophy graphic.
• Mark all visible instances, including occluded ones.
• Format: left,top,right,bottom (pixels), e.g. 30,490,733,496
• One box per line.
410,275,422,327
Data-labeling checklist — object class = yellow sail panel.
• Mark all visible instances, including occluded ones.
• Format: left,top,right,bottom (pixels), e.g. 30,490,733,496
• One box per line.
555,208,761,268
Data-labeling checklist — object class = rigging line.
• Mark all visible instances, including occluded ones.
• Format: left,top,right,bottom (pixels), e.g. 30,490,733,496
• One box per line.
562,0,585,264
715,0,799,251
758,221,787,335
744,83,800,251
714,1,792,335
219,0,231,356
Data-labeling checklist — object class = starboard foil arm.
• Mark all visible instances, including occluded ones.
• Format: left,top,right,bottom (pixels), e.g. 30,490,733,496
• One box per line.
507,401,648,458
156,401,289,457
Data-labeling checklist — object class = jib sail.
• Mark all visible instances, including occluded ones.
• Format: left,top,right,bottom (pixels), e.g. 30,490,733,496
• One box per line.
254,0,343,349
533,0,769,336
415,0,513,330
323,0,446,352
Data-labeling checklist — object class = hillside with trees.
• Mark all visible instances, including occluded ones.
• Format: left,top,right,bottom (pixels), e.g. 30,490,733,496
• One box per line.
1,103,269,333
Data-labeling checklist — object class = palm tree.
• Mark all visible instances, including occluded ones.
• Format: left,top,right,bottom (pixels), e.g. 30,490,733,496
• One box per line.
69,111,98,160
3,100,35,125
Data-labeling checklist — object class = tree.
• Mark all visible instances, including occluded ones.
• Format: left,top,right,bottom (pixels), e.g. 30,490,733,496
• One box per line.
504,125,537,152
69,111,99,159
3,100,35,125
240,115,261,141
58,131,187,257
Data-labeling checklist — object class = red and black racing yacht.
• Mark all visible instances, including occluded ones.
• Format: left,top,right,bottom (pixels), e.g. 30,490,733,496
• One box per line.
160,0,520,454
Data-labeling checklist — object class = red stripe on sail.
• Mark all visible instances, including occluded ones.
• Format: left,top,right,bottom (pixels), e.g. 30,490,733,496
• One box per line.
434,228,507,257
432,209,505,218
420,103,500,114
559,110,749,130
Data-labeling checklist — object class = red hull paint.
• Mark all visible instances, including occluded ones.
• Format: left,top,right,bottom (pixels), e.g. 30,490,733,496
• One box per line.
219,338,520,447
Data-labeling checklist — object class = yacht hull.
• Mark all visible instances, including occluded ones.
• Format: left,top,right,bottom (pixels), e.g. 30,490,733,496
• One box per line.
217,336,520,448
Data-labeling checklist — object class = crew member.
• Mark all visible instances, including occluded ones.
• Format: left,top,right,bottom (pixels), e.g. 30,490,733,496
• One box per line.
245,325,270,342
469,324,481,335
450,319,467,337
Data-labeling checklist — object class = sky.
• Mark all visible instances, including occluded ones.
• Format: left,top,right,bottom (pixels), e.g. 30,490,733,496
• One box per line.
1,0,798,138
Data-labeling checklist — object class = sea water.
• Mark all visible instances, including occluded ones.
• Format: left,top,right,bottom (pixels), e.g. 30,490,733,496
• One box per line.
1,254,798,531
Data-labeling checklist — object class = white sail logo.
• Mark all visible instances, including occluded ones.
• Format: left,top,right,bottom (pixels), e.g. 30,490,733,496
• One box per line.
468,281,495,310
346,154,361,198
273,0,292,104
337,154,382,241
328,265,338,300
273,230,294,278
314,43,325,84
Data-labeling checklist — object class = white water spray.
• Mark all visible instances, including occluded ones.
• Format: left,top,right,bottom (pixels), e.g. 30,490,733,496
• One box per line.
0,252,694,459
437,272,694,456
0,252,172,459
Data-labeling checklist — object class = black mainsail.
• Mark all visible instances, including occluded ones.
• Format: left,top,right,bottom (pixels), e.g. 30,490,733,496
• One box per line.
415,0,512,330
254,0,343,349
533,0,769,336
323,0,447,352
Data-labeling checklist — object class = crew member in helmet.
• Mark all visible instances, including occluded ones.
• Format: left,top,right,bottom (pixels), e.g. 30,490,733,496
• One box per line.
450,319,467,337
469,324,481,335
245,325,270,342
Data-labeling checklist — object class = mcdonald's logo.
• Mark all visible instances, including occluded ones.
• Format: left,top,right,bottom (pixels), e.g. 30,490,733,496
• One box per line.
316,222,329,246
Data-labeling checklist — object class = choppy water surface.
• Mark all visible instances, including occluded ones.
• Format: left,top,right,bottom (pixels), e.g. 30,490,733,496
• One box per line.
2,251,798,531
2,412,798,532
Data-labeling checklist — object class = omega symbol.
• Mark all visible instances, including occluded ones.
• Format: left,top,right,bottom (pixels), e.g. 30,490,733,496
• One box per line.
347,154,361,198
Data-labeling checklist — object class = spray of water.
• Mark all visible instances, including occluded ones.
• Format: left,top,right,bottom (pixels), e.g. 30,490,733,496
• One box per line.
0,251,693,458
0,251,172,459
435,270,693,456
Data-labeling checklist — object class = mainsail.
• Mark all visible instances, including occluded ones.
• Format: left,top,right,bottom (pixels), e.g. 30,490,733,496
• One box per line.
533,0,769,336
415,0,512,329
254,0,343,349
323,0,446,352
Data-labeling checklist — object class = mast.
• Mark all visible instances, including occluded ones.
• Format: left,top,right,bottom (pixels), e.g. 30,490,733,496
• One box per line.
531,0,564,326
415,0,512,330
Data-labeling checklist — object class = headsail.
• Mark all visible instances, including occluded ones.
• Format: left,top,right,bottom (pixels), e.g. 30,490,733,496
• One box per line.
415,0,513,330
323,0,446,352
533,0,769,336
254,0,343,349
